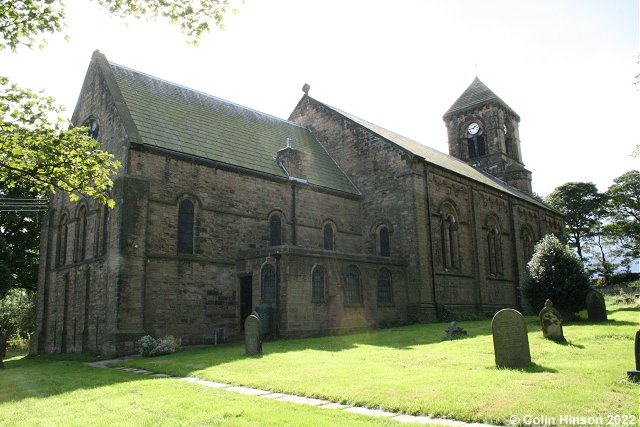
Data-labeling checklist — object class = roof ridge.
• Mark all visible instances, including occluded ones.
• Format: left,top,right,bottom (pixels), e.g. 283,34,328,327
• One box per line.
108,61,309,131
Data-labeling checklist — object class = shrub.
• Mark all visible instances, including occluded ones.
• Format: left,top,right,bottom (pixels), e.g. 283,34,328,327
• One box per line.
522,234,591,315
137,335,181,357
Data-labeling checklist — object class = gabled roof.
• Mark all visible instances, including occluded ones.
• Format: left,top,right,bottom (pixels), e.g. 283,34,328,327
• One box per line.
90,51,359,196
314,99,548,209
443,77,520,121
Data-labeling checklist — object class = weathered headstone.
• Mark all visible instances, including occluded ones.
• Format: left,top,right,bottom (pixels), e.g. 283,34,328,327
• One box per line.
444,321,467,340
0,331,6,369
539,299,565,341
492,309,531,369
627,330,640,382
244,314,262,355
586,290,607,322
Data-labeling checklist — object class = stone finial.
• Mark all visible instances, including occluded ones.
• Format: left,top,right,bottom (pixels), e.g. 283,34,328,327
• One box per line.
302,83,310,95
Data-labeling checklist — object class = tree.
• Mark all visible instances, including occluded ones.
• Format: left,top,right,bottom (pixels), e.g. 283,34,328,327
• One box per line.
546,182,606,260
522,234,591,316
0,181,43,296
604,170,640,267
1,0,240,204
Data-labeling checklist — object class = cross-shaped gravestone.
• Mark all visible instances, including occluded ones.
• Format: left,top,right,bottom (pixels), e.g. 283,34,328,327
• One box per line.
444,321,467,340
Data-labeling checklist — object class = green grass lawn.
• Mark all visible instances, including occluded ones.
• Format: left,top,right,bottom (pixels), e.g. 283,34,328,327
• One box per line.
115,306,640,425
0,352,399,426
1,306,637,426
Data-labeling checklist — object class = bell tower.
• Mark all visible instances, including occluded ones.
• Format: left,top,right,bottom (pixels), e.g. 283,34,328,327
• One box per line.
443,77,532,195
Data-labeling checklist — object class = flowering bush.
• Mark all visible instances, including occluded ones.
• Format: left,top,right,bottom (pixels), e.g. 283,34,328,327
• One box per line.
137,335,181,357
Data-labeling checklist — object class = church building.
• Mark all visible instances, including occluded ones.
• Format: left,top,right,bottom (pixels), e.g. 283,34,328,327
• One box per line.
32,51,563,354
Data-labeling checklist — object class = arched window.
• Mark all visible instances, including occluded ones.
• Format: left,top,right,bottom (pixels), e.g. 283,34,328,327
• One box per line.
377,268,393,305
178,199,194,254
378,226,390,257
56,214,68,266
311,265,326,301
487,225,502,274
101,205,110,256
344,265,362,305
323,223,334,251
84,119,99,140
441,211,460,269
269,214,283,246
522,225,535,264
261,264,277,302
75,206,87,261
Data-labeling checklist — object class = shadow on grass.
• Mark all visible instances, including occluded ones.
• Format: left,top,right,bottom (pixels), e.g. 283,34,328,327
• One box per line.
0,352,162,406
490,362,558,373
548,339,585,349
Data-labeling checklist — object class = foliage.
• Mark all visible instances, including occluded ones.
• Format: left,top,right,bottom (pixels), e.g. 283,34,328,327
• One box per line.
0,0,65,51
0,288,35,343
95,0,241,44
545,182,606,260
522,234,591,315
0,182,44,296
0,76,121,205
138,335,181,357
604,170,640,267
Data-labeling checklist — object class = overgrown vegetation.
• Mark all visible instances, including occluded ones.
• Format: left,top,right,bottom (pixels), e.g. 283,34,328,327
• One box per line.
0,288,34,350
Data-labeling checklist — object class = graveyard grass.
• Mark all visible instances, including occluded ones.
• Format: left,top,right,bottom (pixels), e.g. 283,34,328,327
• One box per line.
0,305,637,426
115,306,639,425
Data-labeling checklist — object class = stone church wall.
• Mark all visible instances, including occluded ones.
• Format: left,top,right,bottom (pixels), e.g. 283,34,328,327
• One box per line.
290,98,436,321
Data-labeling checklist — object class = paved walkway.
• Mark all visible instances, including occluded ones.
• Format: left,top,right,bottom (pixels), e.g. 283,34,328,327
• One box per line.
85,358,496,426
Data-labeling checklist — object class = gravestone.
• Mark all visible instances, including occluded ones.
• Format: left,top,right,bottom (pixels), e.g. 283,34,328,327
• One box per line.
539,299,565,341
492,309,531,369
586,290,607,322
627,330,640,382
244,314,262,355
444,321,467,340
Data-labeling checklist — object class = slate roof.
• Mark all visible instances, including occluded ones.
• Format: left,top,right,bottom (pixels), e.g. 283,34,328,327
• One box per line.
92,51,359,196
316,100,548,209
443,77,520,121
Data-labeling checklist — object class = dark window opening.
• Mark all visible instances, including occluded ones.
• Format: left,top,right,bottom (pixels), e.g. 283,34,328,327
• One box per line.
84,120,99,140
311,266,325,301
56,215,68,266
178,200,194,254
75,207,87,261
101,205,110,256
323,223,334,251
379,226,390,257
377,268,393,305
441,213,460,269
270,215,282,246
487,226,503,275
344,265,362,305
467,135,486,159
261,264,277,301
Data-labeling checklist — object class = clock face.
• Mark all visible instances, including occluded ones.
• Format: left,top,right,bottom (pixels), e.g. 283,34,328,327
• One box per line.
467,122,480,135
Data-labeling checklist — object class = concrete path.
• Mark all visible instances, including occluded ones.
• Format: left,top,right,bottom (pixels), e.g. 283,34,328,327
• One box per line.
84,358,496,426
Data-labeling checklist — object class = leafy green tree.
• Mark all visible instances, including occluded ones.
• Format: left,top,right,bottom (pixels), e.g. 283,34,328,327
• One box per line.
522,234,591,315
1,0,240,204
604,170,640,267
546,182,607,260
0,288,35,347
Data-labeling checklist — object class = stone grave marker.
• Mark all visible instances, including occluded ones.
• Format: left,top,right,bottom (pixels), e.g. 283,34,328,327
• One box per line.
444,321,467,340
492,308,531,369
627,330,640,382
586,290,607,322
244,314,262,355
539,299,565,341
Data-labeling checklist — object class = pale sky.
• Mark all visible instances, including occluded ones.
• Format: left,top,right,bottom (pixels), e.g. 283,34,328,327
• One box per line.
3,0,638,197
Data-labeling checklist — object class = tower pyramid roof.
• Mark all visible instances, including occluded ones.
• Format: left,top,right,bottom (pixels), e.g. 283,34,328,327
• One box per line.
443,77,519,121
